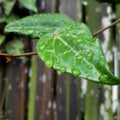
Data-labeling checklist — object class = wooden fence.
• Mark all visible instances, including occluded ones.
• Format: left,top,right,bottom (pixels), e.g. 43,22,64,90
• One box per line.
0,0,120,120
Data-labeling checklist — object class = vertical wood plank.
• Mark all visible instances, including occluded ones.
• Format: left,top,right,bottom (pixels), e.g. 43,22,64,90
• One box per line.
28,55,37,120
0,57,4,117
56,0,81,120
46,0,56,13
85,1,100,120
59,0,77,20
76,0,82,119
116,4,120,120
34,0,57,120
6,59,27,120
56,73,67,120
69,76,77,120
99,3,114,120
39,67,54,120
34,58,55,120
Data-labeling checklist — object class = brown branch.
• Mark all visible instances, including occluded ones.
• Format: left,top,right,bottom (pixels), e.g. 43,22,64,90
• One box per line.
0,51,37,57
93,19,120,36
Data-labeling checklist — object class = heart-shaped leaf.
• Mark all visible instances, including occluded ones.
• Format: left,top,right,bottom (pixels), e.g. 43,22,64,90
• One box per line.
36,23,120,85
4,14,74,38
96,0,120,4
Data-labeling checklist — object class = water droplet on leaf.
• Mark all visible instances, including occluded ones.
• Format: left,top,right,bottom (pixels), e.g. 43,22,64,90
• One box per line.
100,55,104,59
88,65,93,69
86,50,94,61
72,63,76,67
77,39,82,43
76,55,82,60
40,45,45,50
28,30,33,34
72,68,80,76
45,60,53,68
56,60,60,64
72,35,77,39
60,66,66,73
99,75,109,82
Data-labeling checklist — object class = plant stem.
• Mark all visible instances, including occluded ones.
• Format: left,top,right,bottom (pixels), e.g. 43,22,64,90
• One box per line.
0,51,37,57
93,19,120,36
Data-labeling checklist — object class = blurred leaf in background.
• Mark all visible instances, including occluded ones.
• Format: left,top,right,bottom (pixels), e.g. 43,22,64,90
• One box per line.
5,39,24,54
0,35,5,45
17,0,38,12
3,0,16,16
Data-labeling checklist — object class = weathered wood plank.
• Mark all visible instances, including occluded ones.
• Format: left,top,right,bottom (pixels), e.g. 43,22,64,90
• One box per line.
56,73,67,120
99,3,114,120
56,0,80,120
0,57,4,117
116,4,120,120
34,0,57,120
6,59,27,120
85,1,100,120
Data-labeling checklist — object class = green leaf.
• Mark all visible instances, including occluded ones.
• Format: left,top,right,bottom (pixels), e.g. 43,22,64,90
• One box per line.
3,0,16,15
17,0,37,12
96,0,120,4
36,23,120,85
5,39,24,54
0,0,2,4
0,35,5,45
4,14,74,38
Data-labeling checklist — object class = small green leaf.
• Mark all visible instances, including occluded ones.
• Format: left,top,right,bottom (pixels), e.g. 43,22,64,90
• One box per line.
3,0,16,15
4,14,74,38
96,0,120,4
36,23,120,85
5,39,24,54
0,35,5,45
18,0,37,12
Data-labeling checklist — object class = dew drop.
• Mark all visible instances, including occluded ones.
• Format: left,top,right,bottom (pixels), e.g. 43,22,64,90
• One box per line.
72,35,77,39
72,68,80,76
56,60,60,64
72,63,76,67
99,75,109,82
100,55,104,59
28,30,33,34
86,50,94,61
45,60,53,68
77,39,82,43
76,55,82,60
88,65,93,69
60,66,66,73
66,34,70,37
40,45,45,50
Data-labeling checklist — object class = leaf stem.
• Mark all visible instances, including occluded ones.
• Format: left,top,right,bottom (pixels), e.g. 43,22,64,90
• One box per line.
0,51,37,57
93,19,120,36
